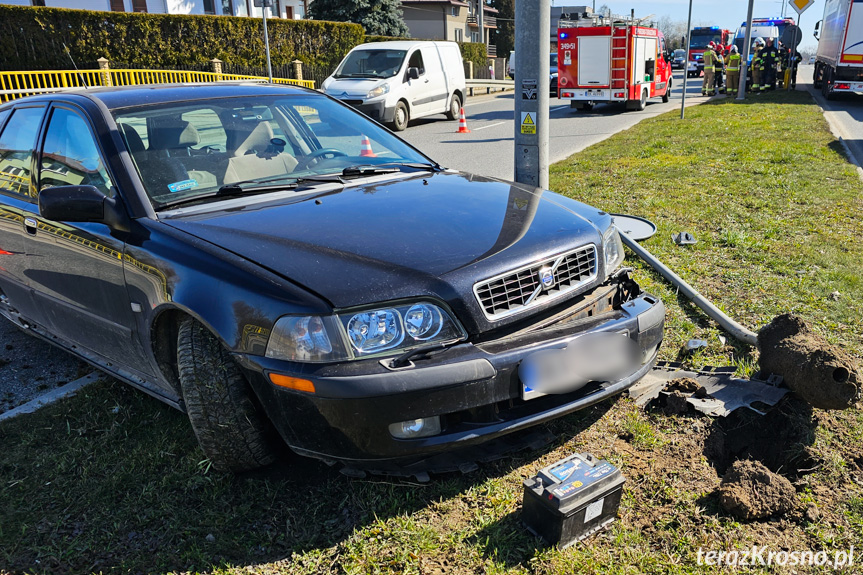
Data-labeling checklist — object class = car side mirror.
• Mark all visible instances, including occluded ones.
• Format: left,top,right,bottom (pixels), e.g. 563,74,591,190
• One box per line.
39,185,129,232
407,67,420,80
814,20,821,40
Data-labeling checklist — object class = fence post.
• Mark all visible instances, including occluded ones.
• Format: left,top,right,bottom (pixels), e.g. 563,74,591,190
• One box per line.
210,58,223,78
97,57,111,87
292,59,303,81
466,61,474,79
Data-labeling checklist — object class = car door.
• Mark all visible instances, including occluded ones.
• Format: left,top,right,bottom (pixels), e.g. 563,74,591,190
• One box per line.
0,104,48,325
26,103,147,367
403,48,433,117
419,45,449,114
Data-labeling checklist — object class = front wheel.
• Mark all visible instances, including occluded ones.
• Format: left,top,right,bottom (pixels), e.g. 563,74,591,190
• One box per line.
662,78,672,103
446,93,461,121
813,63,822,89
391,101,409,131
177,317,277,472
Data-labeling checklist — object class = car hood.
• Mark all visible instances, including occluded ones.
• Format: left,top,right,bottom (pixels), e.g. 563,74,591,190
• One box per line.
161,171,608,332
324,78,390,98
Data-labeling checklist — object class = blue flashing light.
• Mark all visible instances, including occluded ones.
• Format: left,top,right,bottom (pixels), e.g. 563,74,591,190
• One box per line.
560,32,568,39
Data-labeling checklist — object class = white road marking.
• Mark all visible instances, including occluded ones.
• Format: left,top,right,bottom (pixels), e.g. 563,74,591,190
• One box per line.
473,121,506,131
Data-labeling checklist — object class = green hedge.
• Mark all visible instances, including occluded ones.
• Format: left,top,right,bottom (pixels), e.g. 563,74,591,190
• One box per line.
0,5,364,71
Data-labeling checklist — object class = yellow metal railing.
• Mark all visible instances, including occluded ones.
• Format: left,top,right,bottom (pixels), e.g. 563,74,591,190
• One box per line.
0,68,315,102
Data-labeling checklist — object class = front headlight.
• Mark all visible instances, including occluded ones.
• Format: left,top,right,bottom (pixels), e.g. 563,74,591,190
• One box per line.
265,301,465,363
603,226,625,273
367,83,390,99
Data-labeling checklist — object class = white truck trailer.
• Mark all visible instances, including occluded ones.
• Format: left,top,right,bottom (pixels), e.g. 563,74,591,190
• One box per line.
813,0,863,99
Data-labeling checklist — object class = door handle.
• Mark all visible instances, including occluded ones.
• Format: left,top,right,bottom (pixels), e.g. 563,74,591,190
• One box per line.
24,217,37,235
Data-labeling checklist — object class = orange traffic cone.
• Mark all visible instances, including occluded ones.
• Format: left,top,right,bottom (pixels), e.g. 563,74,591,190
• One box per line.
360,135,376,157
456,108,471,133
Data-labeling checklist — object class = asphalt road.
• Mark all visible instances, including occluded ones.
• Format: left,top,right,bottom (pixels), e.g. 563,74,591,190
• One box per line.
399,70,707,179
800,63,863,167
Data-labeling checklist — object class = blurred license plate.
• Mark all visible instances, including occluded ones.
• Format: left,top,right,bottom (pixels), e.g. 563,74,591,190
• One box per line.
519,332,638,401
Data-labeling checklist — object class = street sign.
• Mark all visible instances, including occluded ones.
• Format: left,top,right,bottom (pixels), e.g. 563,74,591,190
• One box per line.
520,112,536,134
781,24,803,47
788,0,814,15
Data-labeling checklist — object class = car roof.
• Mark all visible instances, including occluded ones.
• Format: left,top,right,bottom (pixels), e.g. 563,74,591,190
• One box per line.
5,82,316,111
353,41,442,51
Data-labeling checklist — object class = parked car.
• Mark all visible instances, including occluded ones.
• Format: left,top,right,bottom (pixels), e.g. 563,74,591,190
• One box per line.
672,49,686,69
0,83,665,476
507,52,559,96
321,41,466,132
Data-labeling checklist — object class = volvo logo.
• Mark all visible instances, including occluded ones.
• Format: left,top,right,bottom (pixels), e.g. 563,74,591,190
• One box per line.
538,267,555,289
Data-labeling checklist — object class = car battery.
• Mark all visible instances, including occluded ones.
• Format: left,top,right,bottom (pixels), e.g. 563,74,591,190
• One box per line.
521,452,625,548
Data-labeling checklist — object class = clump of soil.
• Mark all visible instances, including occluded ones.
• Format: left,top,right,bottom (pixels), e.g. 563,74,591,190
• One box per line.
664,390,690,415
661,378,711,414
758,314,861,410
718,460,797,521
666,377,700,393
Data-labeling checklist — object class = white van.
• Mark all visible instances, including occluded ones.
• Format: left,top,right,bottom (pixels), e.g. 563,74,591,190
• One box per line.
322,41,466,131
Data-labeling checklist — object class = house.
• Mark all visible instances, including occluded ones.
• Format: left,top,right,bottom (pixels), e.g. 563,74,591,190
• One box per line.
400,0,498,56
1,0,308,19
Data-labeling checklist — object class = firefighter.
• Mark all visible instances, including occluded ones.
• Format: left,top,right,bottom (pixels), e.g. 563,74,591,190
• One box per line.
788,47,801,89
714,43,726,93
702,41,717,96
761,37,780,90
750,39,764,94
725,45,741,95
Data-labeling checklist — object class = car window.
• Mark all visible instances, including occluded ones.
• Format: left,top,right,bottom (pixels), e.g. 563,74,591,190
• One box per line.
408,50,425,75
39,107,115,198
181,108,227,152
0,106,46,200
335,49,406,79
111,94,432,209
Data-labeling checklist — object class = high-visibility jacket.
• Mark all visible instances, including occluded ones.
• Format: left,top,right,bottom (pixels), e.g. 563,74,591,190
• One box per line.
702,50,716,72
726,53,741,72
751,50,762,71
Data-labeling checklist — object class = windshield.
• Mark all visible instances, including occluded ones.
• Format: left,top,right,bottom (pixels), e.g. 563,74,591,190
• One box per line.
674,49,686,58
733,26,778,54
690,32,723,49
334,49,407,79
112,94,431,209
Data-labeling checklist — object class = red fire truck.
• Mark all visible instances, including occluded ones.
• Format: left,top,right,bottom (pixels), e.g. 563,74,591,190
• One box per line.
687,26,732,78
557,14,673,111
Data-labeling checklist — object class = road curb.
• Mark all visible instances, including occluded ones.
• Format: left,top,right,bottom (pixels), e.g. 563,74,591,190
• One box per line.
0,372,101,422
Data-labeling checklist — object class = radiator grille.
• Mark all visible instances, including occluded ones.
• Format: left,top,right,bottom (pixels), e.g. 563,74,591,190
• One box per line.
474,245,597,320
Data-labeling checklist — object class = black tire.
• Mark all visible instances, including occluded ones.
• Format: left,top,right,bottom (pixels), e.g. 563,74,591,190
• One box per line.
662,78,671,103
813,63,822,89
391,101,409,131
177,317,277,472
446,93,461,121
635,88,648,111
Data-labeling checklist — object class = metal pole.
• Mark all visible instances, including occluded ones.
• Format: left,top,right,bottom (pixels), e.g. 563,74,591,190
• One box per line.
263,3,273,83
514,0,550,187
680,0,693,119
737,0,755,99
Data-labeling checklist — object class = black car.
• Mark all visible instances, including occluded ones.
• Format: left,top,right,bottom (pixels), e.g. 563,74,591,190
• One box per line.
0,84,664,475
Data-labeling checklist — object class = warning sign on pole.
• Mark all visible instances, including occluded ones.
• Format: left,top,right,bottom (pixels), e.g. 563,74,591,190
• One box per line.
521,112,536,134
788,0,813,15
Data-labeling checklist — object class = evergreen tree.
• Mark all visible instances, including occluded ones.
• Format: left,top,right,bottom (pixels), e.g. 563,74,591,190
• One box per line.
309,0,409,37
491,0,514,55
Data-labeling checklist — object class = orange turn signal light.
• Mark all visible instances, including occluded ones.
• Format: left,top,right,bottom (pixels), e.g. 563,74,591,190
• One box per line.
268,373,315,393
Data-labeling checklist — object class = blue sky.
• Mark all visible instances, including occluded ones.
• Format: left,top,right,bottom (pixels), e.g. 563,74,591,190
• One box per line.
554,0,827,50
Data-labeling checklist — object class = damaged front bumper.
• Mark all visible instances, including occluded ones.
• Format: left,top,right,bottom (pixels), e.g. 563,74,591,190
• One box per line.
237,273,665,472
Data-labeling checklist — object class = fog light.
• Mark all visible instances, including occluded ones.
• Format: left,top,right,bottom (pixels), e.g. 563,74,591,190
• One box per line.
388,416,441,439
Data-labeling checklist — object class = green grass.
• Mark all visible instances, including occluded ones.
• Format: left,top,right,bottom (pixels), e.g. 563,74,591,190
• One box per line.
2,91,862,574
